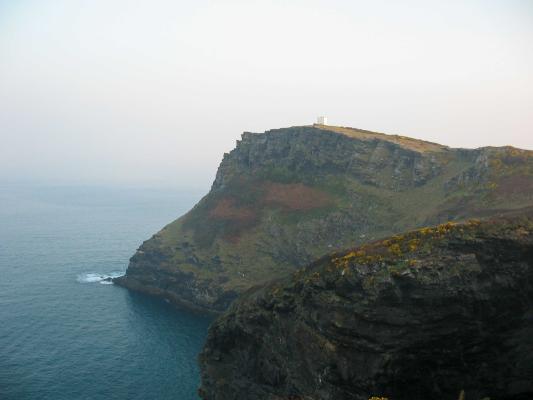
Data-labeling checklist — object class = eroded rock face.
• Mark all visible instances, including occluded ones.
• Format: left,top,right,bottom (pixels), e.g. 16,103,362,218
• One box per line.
115,125,533,313
199,214,533,400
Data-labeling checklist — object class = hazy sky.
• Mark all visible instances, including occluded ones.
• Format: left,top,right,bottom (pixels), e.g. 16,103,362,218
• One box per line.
1,0,532,188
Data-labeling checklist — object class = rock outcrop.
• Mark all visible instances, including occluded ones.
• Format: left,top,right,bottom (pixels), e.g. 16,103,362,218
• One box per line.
115,125,533,313
199,213,533,400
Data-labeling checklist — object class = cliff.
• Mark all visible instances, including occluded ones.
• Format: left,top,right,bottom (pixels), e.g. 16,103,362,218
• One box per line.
114,125,533,313
199,213,533,400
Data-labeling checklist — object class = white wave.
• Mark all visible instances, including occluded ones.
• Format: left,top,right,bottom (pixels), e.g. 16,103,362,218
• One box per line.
76,272,123,284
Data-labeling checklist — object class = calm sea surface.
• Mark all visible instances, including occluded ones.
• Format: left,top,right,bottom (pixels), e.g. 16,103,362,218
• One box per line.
0,184,212,400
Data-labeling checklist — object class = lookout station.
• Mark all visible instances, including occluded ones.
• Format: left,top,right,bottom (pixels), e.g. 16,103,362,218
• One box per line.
317,116,328,125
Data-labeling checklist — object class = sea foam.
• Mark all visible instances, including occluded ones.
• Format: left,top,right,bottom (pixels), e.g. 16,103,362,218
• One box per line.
76,272,123,284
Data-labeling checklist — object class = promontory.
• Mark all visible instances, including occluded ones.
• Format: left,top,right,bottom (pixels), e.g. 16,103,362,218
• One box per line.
114,124,533,314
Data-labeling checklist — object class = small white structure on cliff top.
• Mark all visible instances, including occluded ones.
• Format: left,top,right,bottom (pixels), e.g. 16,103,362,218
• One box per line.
317,116,328,125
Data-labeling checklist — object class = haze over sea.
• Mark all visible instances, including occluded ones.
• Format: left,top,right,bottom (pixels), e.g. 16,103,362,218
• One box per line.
0,184,212,400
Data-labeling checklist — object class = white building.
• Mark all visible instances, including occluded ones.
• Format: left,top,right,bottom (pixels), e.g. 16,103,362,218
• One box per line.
317,116,328,125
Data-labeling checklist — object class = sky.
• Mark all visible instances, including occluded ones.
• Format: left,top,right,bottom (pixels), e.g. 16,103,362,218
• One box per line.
1,0,532,189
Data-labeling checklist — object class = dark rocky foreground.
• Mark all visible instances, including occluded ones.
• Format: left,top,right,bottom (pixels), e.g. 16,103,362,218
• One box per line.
199,214,533,400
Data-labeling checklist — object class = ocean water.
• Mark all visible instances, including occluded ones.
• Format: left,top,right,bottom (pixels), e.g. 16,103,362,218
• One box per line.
0,184,212,400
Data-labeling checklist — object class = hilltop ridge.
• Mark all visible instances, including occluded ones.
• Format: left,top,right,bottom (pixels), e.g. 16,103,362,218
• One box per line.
312,124,449,153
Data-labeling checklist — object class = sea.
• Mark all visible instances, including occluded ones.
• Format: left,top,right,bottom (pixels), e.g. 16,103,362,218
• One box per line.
0,184,213,400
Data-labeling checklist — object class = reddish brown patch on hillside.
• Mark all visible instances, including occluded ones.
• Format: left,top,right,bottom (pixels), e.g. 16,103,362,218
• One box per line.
208,197,259,243
205,183,333,243
263,182,333,211
209,198,256,221
495,175,533,196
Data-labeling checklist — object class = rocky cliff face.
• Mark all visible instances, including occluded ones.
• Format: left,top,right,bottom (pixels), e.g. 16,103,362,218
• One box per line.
199,213,533,400
115,125,533,313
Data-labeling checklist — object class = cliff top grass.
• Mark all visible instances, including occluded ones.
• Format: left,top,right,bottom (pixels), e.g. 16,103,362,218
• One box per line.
312,124,449,153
